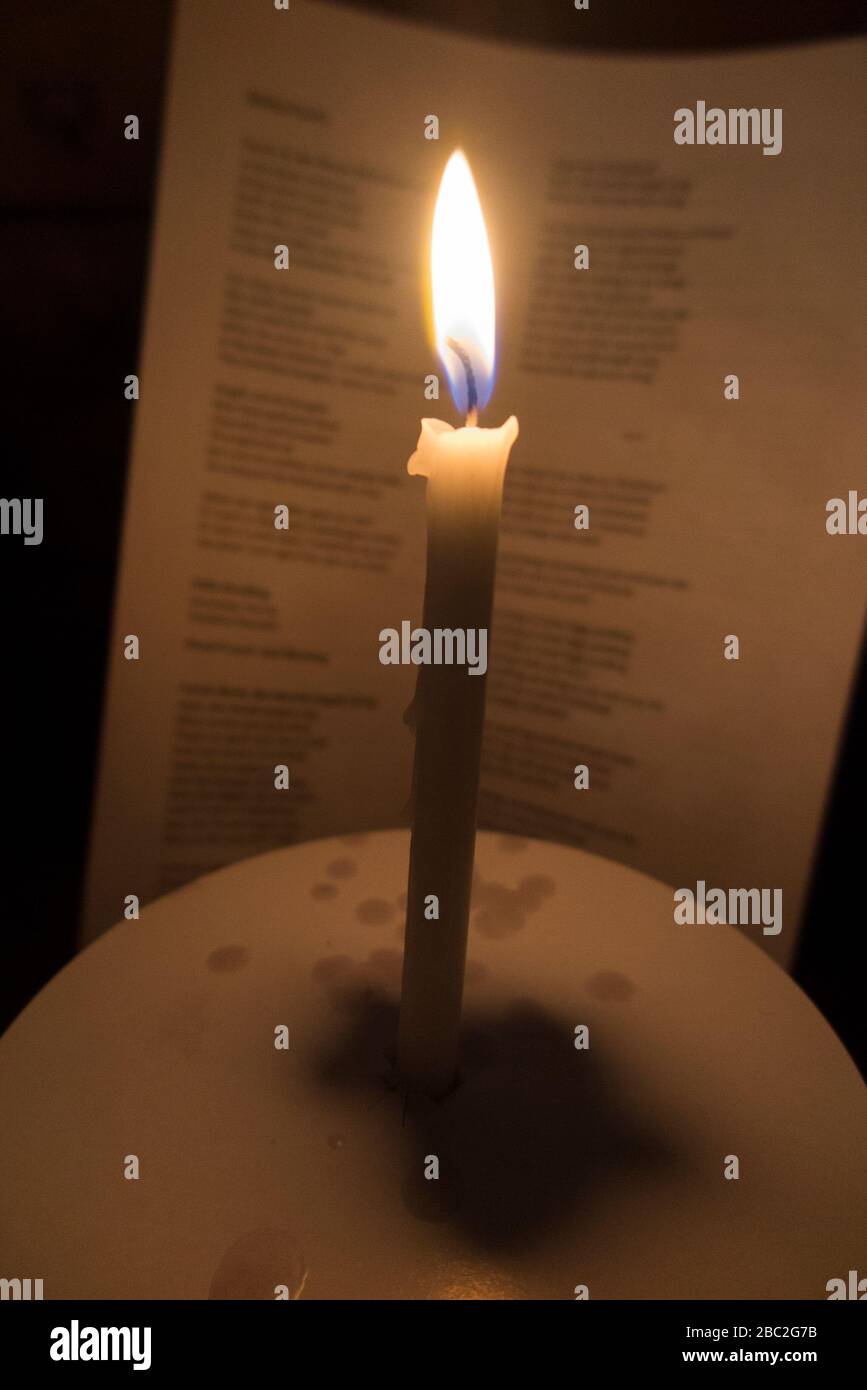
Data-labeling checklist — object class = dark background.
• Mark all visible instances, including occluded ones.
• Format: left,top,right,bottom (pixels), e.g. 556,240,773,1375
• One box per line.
2,0,865,1072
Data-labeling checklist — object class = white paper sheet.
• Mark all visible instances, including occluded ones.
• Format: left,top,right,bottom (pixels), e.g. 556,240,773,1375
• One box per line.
83,0,867,965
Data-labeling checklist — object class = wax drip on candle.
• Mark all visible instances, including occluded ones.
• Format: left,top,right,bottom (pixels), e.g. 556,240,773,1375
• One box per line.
446,337,478,426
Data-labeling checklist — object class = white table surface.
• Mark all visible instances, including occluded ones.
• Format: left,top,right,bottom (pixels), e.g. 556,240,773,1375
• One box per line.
0,830,864,1300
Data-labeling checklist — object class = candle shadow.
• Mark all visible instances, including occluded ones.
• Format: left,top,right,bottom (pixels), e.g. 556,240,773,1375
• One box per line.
309,965,680,1254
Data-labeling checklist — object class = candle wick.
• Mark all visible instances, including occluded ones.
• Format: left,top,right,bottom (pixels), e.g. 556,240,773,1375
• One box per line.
446,336,478,423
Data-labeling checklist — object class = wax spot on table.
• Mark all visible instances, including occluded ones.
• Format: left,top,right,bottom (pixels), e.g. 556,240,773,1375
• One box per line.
497,836,529,854
208,1228,307,1300
326,858,357,880
206,945,250,973
518,875,556,907
356,898,395,926
473,886,524,938
585,971,636,1002
471,873,555,939
327,1133,346,1150
313,948,404,1014
311,882,338,900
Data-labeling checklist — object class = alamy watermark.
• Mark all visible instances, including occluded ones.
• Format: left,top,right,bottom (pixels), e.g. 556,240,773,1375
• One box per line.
0,498,43,545
674,103,782,156
674,880,782,936
50,1321,151,1371
379,622,487,676
1,1276,43,1299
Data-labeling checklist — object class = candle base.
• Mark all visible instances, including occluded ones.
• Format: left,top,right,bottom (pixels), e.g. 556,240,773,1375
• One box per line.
0,830,864,1299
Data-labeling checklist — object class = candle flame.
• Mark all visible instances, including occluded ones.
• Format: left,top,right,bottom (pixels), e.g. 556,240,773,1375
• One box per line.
431,151,496,420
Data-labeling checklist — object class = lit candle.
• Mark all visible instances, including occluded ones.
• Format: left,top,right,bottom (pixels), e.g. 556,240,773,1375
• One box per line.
398,151,519,1098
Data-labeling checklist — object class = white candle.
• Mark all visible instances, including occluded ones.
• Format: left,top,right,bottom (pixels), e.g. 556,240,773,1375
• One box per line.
398,152,519,1097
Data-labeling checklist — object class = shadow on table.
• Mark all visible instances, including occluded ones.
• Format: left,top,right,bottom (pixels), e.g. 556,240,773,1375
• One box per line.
310,964,680,1253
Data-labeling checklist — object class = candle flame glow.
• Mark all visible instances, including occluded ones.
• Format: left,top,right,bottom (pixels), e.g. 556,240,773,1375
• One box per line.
431,151,496,420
